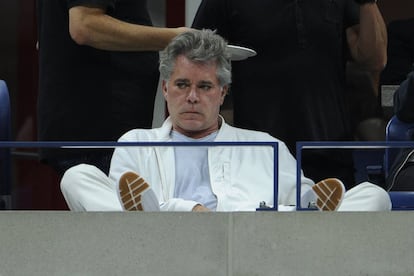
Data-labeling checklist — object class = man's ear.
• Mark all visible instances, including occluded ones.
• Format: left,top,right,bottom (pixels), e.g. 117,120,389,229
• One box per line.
162,80,168,100
220,85,229,105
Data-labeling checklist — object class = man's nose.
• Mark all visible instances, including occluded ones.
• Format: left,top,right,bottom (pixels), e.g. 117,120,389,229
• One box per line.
186,87,199,103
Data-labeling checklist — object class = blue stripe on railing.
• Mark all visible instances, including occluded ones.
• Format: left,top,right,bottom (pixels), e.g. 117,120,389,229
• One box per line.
296,141,414,211
0,141,279,211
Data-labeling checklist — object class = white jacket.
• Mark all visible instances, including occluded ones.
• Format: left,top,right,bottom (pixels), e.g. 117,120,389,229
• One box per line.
109,117,314,211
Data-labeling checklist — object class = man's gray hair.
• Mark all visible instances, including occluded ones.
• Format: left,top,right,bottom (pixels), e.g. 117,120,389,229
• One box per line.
159,29,232,87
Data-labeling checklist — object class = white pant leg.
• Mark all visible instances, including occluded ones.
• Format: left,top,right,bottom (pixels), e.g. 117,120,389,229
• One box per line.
339,182,392,211
61,164,122,211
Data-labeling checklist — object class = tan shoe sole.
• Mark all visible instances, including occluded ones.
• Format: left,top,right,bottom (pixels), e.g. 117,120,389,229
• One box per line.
312,178,345,211
118,171,151,211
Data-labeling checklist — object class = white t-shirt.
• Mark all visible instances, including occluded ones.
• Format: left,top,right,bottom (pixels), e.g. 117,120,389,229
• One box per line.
172,130,218,210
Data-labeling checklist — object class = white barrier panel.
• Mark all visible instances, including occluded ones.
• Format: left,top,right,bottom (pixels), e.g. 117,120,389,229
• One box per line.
0,212,413,276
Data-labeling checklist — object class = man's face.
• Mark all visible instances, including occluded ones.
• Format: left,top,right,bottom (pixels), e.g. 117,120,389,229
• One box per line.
162,55,227,138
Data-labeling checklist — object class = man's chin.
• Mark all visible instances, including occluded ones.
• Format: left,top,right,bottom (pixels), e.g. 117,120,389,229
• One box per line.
180,121,203,131
176,118,205,131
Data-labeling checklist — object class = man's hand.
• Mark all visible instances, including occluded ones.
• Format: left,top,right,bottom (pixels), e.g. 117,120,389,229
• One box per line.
192,204,211,212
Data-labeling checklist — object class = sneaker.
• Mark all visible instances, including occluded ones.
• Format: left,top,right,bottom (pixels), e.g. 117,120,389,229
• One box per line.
118,171,160,211
311,178,345,211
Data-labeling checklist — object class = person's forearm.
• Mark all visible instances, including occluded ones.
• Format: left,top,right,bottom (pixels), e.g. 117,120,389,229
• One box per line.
69,6,188,51
357,4,387,69
348,3,387,72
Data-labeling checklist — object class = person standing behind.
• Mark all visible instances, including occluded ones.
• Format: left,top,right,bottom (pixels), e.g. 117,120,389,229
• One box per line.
386,71,414,190
37,0,189,176
192,0,387,189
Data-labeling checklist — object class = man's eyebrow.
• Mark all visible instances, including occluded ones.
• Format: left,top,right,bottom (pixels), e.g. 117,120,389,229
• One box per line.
174,78,190,83
197,80,214,85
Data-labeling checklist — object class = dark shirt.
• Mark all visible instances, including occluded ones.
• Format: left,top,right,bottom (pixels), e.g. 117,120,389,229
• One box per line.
192,0,360,187
381,18,414,85
37,0,159,167
394,71,414,122
384,71,414,190
193,0,359,153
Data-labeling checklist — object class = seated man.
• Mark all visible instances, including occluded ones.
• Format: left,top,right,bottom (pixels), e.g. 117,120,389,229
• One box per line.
61,29,391,212
386,70,414,190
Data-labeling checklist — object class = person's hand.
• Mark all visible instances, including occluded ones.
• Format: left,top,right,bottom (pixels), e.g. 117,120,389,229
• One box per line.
192,204,211,212
354,0,377,4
